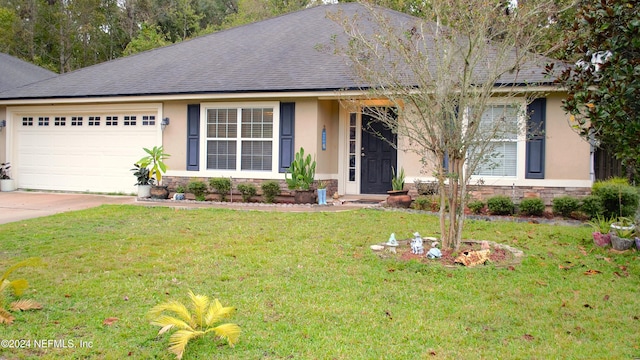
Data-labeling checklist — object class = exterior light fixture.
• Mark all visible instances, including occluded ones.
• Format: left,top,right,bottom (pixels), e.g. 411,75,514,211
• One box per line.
161,117,170,131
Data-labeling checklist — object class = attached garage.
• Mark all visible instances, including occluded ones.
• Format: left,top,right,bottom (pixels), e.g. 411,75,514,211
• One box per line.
9,104,161,194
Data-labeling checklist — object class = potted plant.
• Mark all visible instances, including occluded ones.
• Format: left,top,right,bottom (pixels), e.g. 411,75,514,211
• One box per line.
587,215,614,247
285,147,316,204
317,180,327,205
610,217,636,250
136,146,170,199
0,162,16,192
386,167,412,208
131,163,153,198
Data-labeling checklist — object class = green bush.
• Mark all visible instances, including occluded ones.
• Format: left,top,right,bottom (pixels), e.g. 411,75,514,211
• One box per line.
261,181,281,203
580,195,604,219
412,196,436,211
187,180,208,201
519,198,545,216
487,196,514,215
591,178,639,219
552,196,580,217
237,183,257,202
209,177,232,201
467,200,485,214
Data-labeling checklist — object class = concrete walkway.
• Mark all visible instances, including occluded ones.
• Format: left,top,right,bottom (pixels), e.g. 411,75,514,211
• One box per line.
0,191,381,224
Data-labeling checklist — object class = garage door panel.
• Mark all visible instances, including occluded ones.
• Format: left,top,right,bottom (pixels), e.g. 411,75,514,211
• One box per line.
16,117,158,194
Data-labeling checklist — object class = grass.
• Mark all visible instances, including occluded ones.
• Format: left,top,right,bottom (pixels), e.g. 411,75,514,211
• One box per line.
0,205,638,359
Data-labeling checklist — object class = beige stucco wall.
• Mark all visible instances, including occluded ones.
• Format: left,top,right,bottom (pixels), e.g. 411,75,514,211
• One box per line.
0,106,6,162
161,101,189,171
316,100,339,175
396,94,592,185
162,98,337,176
544,93,590,180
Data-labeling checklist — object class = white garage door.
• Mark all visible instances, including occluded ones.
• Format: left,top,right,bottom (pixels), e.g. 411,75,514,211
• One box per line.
15,111,159,194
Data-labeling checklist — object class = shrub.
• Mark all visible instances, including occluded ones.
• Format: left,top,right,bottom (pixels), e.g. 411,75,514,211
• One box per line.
552,196,580,217
519,198,545,216
187,180,208,201
261,181,281,203
209,177,232,201
175,184,186,194
467,200,485,214
237,183,257,202
412,196,435,211
487,196,514,215
580,195,604,219
591,178,639,219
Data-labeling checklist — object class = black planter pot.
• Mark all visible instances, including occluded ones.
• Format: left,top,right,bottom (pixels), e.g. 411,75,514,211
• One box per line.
294,190,316,204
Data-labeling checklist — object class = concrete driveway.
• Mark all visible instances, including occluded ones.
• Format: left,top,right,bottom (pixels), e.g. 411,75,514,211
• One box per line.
0,191,135,224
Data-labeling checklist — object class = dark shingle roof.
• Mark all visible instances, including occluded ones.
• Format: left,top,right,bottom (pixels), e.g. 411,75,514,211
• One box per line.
0,53,57,93
0,3,556,101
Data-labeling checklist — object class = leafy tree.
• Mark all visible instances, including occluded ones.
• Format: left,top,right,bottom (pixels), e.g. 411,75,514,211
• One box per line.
552,0,640,180
330,0,560,249
123,22,170,55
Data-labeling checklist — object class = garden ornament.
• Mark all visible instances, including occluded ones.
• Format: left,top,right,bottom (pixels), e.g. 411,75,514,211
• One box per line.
410,232,424,255
386,233,399,247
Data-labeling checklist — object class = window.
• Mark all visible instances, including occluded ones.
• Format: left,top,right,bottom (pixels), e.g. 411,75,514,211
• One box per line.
205,106,274,171
142,115,155,126
38,117,49,126
88,116,100,126
348,113,357,181
22,117,33,126
124,116,137,126
71,116,83,126
54,117,66,126
106,116,118,126
472,104,519,177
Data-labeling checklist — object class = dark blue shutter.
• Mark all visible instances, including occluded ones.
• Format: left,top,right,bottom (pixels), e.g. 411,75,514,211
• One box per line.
279,102,295,173
525,98,545,179
187,104,200,171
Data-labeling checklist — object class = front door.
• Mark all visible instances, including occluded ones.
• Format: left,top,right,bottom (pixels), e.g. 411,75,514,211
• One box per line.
360,110,397,194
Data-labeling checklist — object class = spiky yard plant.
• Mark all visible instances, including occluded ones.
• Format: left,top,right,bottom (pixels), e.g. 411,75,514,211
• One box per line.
0,257,43,325
148,291,241,359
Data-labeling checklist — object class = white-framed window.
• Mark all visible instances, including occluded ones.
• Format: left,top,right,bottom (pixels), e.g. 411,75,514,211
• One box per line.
54,116,66,126
71,116,83,126
203,103,278,173
88,116,100,126
38,116,49,126
472,103,521,177
142,115,155,126
105,116,118,126
22,117,33,126
124,115,137,126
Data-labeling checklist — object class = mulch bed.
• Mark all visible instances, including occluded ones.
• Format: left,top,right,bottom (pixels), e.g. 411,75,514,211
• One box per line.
383,240,517,267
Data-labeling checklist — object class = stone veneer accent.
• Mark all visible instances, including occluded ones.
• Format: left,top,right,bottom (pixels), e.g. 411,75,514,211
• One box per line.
164,176,338,198
406,183,591,206
166,176,589,205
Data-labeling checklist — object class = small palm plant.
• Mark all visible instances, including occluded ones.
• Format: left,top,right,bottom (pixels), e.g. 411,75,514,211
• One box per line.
1,257,43,325
148,291,241,359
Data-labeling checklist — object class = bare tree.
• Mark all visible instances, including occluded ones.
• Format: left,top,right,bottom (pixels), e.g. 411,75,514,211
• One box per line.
329,1,563,249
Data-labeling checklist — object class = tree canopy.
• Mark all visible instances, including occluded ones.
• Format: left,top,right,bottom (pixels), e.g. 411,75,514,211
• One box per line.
552,0,640,180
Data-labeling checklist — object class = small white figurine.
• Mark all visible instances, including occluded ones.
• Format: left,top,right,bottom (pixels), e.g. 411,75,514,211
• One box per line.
386,233,399,247
410,232,424,255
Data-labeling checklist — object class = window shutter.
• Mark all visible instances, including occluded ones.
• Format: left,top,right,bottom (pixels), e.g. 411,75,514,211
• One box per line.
526,98,545,179
279,102,295,173
187,104,200,171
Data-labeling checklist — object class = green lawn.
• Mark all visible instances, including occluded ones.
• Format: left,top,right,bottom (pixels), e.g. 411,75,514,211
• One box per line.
0,205,638,359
